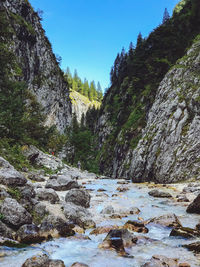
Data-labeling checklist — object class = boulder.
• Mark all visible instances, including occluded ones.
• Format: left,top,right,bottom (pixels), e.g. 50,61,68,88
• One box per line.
130,207,140,215
149,213,182,228
100,205,114,214
123,220,148,233
148,189,172,198
16,224,45,244
40,215,75,238
0,187,10,200
22,254,65,267
142,255,179,267
45,176,78,191
65,189,91,208
0,221,15,239
18,185,36,200
99,229,137,254
22,145,64,171
186,194,200,214
70,263,89,267
170,227,200,238
63,202,95,229
0,198,32,229
176,194,189,202
0,157,27,186
90,225,119,235
183,241,200,253
35,188,59,204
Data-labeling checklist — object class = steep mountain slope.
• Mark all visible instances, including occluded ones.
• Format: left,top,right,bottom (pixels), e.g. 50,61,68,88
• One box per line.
97,0,200,181
126,35,200,183
1,0,72,132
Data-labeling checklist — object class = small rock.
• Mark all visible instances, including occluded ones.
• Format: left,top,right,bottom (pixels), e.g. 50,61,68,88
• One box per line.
35,188,59,204
142,255,179,267
183,241,200,253
123,220,148,233
149,213,182,228
148,189,172,198
70,263,89,267
178,263,191,267
170,227,200,238
176,194,189,202
90,226,119,235
130,207,140,215
116,186,129,192
97,188,106,192
65,189,91,208
100,205,114,214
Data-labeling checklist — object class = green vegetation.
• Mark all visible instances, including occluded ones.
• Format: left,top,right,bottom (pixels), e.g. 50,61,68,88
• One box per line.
65,109,100,173
7,187,22,201
65,67,103,102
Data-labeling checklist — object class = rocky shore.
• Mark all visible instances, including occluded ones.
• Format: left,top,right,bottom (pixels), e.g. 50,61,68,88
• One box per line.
0,147,200,266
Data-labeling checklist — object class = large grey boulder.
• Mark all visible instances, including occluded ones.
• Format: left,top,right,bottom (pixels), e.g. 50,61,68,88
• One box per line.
22,254,65,267
0,198,32,229
16,224,45,244
0,157,27,186
65,189,91,208
0,221,15,239
40,215,75,238
63,202,95,229
35,188,59,204
22,145,65,171
45,176,78,191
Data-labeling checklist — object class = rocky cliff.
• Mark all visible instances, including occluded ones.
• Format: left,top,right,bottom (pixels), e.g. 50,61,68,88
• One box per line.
128,36,200,183
70,90,101,123
1,0,72,132
98,36,200,183
96,0,200,183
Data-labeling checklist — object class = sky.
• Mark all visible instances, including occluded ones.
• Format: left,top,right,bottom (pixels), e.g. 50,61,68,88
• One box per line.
29,0,180,91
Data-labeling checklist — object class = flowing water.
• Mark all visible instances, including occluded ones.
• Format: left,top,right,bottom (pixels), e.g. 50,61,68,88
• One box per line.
1,178,200,267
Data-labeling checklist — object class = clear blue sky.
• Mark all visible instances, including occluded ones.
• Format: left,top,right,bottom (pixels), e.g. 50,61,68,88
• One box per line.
29,0,180,91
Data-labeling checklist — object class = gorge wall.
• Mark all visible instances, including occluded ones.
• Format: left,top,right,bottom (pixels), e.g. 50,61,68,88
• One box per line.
97,0,200,183
1,0,72,132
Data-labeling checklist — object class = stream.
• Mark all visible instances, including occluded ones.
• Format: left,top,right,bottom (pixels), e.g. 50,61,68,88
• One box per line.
1,178,200,267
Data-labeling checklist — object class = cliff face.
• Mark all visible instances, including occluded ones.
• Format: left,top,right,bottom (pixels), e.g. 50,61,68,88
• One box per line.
98,36,200,183
70,90,101,123
128,36,200,183
1,0,72,132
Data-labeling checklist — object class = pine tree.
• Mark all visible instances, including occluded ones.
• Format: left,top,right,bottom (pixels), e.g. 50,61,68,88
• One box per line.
83,78,89,97
162,8,170,24
97,82,103,101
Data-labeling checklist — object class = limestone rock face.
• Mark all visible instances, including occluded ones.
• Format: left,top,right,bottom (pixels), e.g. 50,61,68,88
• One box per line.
98,36,200,183
1,0,72,132
128,38,200,183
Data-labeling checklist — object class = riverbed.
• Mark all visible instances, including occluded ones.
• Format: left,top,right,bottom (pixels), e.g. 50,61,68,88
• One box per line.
1,178,200,267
